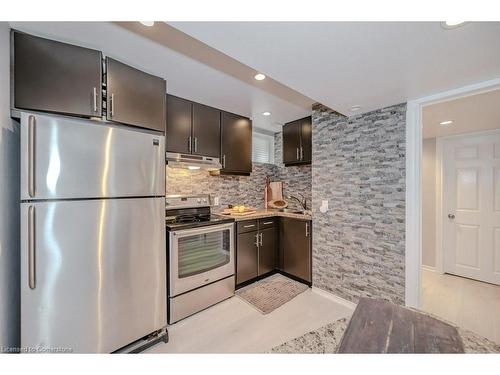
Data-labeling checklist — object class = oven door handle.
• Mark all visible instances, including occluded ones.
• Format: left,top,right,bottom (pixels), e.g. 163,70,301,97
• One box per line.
170,222,235,238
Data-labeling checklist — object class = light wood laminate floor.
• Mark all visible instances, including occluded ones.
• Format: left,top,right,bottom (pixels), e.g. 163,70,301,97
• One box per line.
147,288,354,353
421,268,500,344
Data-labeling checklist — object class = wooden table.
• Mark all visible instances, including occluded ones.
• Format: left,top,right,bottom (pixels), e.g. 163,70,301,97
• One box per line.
337,298,464,353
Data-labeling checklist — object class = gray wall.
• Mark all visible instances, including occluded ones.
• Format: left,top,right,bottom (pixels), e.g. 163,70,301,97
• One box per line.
0,22,20,349
166,131,313,211
422,138,437,268
311,103,406,305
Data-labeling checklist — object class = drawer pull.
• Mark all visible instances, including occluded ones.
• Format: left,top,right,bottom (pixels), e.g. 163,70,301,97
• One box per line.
263,221,273,225
243,224,255,228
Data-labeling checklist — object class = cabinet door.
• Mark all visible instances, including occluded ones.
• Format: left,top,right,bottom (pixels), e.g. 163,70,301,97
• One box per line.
282,120,301,164
221,112,252,174
13,31,102,118
258,228,276,276
282,218,311,282
166,95,192,154
236,231,259,284
300,116,312,163
192,103,221,157
106,57,166,132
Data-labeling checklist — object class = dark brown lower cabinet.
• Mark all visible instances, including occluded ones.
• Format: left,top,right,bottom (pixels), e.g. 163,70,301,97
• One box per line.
258,227,276,275
281,218,312,283
236,231,259,285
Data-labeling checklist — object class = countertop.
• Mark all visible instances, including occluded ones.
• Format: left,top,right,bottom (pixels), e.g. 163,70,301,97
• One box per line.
214,208,312,222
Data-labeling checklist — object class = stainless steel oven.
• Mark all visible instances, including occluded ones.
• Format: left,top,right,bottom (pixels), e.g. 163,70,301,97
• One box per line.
169,222,234,296
166,194,235,323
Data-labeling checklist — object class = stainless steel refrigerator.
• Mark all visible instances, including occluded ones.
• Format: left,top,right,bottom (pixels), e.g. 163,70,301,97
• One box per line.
19,111,167,353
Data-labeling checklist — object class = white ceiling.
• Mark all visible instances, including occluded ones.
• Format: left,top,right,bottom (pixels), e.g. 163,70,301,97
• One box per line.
422,89,500,139
168,22,500,116
8,22,313,132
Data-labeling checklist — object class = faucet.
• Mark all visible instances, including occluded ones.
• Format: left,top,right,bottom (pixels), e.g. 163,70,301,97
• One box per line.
287,193,308,210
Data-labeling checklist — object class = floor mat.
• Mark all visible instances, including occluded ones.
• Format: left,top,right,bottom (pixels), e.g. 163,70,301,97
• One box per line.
236,274,309,314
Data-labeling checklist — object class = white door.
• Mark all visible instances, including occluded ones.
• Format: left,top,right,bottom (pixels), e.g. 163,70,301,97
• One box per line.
442,131,500,285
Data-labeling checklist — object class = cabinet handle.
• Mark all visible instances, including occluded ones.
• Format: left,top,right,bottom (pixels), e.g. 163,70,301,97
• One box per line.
28,115,36,198
259,232,263,246
243,224,255,228
93,87,98,113
263,221,273,225
188,137,192,153
109,93,115,117
28,205,36,289
222,154,226,169
296,147,300,160
300,146,304,160
194,137,198,153
254,233,260,247
305,222,309,237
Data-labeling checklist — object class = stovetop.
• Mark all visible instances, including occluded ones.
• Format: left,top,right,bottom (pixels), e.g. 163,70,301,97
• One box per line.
165,214,234,231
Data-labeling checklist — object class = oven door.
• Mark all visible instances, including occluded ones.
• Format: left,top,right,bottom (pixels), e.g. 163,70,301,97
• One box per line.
169,222,234,297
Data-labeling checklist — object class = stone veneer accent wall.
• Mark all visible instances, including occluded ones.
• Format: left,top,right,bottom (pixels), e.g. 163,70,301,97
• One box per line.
312,103,406,305
166,131,312,210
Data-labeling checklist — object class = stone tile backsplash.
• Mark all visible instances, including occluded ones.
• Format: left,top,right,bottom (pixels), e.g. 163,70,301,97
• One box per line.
311,103,406,305
166,132,312,210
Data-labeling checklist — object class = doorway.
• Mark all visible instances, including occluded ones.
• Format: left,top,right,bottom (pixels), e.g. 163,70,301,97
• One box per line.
418,88,500,344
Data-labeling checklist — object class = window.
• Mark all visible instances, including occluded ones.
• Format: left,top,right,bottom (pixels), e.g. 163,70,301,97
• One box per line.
252,131,275,164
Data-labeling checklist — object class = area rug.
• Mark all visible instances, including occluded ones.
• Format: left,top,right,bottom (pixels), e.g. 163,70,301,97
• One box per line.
236,274,309,314
270,317,500,354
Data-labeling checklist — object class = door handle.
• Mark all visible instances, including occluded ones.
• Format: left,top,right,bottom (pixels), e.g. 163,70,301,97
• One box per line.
259,232,263,246
194,137,198,153
93,87,98,113
28,115,36,198
188,137,192,153
28,205,36,289
448,214,455,219
296,147,300,160
254,233,260,247
300,146,304,160
305,222,309,237
109,93,115,117
222,154,226,169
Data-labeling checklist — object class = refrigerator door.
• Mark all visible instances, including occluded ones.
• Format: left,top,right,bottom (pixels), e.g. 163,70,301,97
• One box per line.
20,198,166,353
20,111,165,201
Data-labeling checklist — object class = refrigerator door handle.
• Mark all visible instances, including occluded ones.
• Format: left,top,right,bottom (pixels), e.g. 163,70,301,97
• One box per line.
28,114,36,197
28,205,36,289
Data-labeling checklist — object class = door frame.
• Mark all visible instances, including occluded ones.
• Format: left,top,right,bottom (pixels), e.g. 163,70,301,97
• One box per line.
405,77,500,308
435,129,500,275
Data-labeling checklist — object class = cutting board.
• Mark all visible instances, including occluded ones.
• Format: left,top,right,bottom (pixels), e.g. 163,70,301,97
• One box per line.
222,207,257,216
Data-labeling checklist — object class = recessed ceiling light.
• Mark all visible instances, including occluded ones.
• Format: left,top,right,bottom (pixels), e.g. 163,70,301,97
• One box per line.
254,73,266,81
262,111,271,116
350,105,362,112
140,21,155,27
440,120,454,126
441,21,466,29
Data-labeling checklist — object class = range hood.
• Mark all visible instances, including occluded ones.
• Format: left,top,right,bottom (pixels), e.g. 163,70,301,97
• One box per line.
166,152,222,171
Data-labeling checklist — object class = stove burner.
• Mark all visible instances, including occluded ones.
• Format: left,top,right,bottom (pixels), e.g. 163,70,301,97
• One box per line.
168,214,211,224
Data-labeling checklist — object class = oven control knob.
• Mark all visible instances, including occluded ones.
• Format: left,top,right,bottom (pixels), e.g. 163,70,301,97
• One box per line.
197,198,201,203
203,199,207,203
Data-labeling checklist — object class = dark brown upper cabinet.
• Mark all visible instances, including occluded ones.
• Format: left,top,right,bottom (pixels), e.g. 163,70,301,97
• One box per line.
106,57,166,132
282,116,312,165
12,30,102,118
166,95,221,157
221,112,252,175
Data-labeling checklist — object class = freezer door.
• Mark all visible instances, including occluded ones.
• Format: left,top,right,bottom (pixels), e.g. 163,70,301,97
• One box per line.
20,198,166,353
20,112,165,200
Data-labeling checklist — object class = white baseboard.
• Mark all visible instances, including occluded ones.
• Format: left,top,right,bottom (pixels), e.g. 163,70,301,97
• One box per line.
421,265,436,273
311,287,357,310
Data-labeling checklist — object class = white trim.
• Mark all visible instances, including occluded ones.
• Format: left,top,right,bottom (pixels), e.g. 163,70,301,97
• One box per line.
405,77,500,310
311,287,357,310
421,265,436,273
435,137,445,274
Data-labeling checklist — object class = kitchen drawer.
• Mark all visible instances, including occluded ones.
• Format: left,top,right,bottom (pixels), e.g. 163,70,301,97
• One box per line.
259,218,277,229
237,220,258,234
